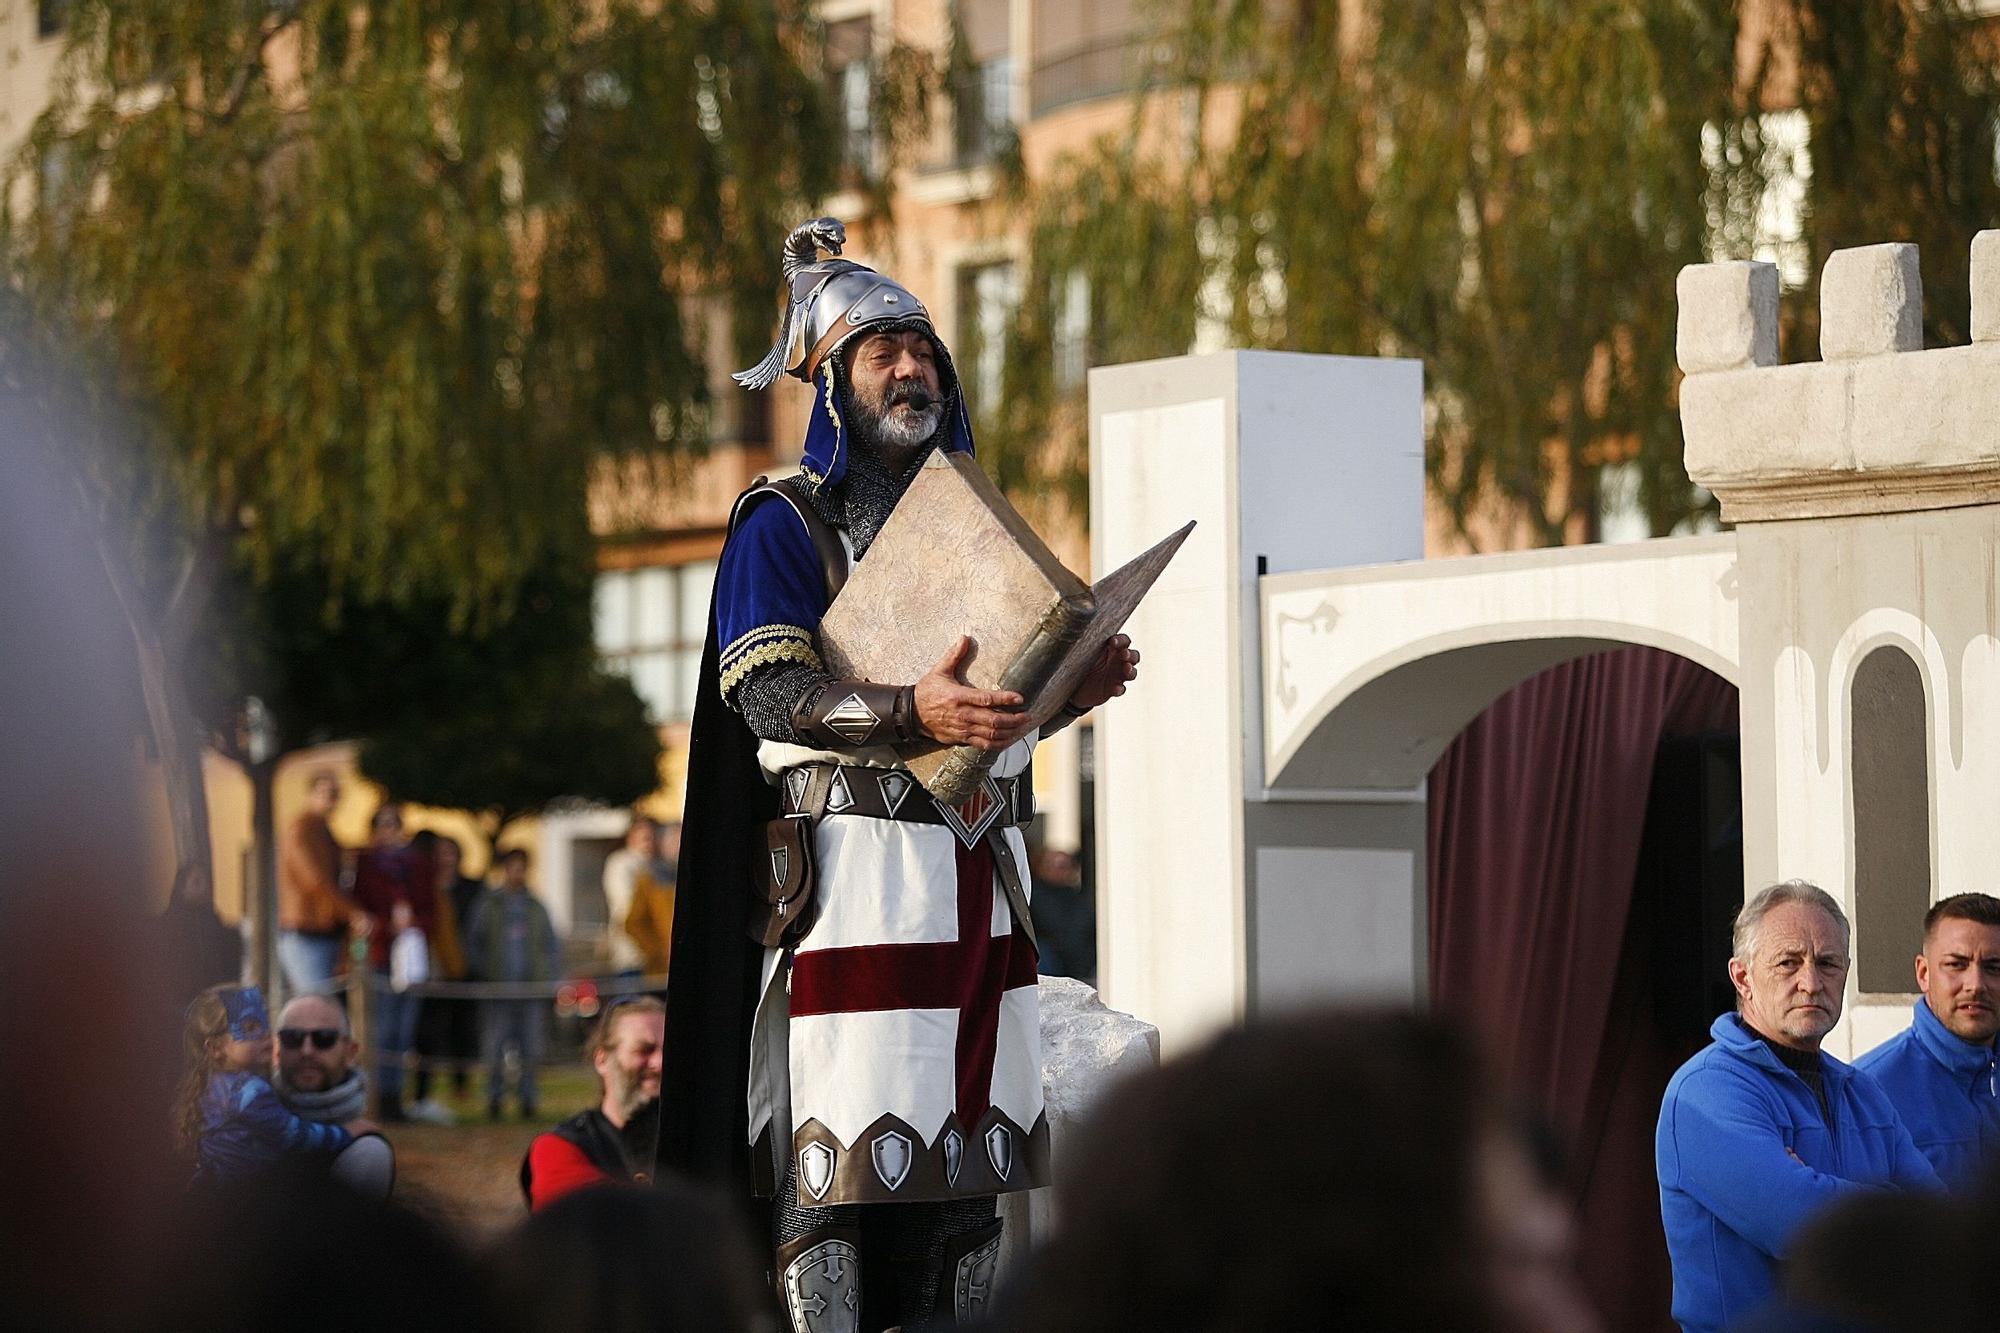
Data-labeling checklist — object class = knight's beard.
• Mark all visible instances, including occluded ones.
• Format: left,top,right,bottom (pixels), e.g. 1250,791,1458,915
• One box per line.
853,385,945,453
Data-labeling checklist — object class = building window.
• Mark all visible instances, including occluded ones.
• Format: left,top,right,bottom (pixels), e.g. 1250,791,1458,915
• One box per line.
594,560,716,724
1596,461,1651,545
951,0,1014,167
38,0,68,38
1596,463,1722,545
1850,645,1931,994
957,260,1019,408
953,55,1014,166
1054,268,1092,390
1031,0,1143,117
826,16,874,178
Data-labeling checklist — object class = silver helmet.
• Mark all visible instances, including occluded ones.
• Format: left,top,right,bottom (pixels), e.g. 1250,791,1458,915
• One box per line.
733,217,937,391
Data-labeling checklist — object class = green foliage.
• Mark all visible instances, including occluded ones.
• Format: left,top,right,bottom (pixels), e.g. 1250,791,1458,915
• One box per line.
202,559,662,829
1,0,866,836
5,0,837,618
1783,0,2000,352
360,666,660,836
991,0,2000,545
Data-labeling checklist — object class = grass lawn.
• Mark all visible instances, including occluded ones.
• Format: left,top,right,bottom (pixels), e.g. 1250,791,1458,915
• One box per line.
390,1064,598,1246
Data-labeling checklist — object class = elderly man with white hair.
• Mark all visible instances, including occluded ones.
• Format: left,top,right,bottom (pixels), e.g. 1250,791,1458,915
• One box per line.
1655,880,1940,1333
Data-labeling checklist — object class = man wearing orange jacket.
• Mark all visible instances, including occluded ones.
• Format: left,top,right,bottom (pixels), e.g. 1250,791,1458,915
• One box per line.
277,771,360,995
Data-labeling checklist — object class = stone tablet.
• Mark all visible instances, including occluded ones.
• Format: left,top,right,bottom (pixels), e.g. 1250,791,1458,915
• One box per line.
819,451,1192,802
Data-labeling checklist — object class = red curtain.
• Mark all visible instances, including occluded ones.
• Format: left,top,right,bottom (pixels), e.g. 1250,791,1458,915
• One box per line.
1428,647,1737,1332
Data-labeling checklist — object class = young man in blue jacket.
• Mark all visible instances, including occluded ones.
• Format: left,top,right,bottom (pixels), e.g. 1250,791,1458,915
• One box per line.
1853,893,2000,1188
1655,880,1941,1333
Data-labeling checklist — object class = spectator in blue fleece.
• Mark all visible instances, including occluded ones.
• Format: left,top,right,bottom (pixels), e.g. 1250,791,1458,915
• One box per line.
1854,892,2000,1188
1655,881,1940,1333
174,984,376,1187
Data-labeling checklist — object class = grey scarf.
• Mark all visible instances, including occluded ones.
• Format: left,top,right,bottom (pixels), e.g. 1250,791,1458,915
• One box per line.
276,1068,368,1124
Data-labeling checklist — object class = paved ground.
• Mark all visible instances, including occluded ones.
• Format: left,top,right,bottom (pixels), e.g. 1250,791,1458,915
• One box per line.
389,1065,596,1247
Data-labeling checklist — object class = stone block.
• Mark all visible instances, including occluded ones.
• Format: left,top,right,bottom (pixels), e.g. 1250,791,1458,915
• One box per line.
995,976,1159,1292
1973,230,2000,343
1849,344,2000,473
1036,974,1160,1141
1820,243,1922,360
1681,361,1850,485
1676,261,1779,374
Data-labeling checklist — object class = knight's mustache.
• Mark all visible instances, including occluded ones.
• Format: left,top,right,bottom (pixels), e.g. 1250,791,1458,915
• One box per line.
887,383,936,412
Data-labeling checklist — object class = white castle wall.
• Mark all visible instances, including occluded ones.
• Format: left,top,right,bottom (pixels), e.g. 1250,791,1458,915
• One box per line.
1088,231,2000,1065
1680,231,2000,1058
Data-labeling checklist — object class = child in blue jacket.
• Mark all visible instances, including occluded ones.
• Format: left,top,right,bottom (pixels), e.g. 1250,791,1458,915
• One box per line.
175,984,363,1185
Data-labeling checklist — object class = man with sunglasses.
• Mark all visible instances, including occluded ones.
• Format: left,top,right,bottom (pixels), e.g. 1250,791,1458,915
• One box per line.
273,993,396,1199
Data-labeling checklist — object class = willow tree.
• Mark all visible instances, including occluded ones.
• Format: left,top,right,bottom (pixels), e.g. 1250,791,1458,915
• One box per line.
2,0,839,908
993,0,1998,547
1782,0,2000,351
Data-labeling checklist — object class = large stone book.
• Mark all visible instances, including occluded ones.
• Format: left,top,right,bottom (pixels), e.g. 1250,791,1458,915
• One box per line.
820,451,1194,803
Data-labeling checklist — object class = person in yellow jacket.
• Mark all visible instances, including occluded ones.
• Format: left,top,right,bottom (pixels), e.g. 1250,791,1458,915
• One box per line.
622,823,679,978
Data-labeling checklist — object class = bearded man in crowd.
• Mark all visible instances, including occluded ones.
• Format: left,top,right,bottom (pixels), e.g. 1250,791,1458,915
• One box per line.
1854,892,2000,1188
521,997,665,1212
271,993,395,1200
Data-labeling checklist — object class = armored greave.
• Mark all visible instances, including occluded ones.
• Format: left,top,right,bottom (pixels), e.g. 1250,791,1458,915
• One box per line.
873,1199,999,1328
774,1163,1000,1330
927,1217,1003,1326
776,1225,864,1333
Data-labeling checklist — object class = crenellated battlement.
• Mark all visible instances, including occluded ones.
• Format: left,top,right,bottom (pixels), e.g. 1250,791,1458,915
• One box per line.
1678,231,2000,521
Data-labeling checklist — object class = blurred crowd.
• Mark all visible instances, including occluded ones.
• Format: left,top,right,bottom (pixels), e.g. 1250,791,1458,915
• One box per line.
175,858,2000,1333
151,1002,1609,1333
279,777,682,1123
142,984,2000,1333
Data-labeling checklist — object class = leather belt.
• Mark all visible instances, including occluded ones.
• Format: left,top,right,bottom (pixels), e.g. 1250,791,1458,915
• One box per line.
777,761,1040,949
778,762,1033,847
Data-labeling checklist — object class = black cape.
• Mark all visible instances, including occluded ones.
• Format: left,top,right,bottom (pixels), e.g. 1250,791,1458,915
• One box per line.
657,495,786,1215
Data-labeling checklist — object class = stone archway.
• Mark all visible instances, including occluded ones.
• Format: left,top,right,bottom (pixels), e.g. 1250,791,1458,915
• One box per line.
1263,533,1740,793
1227,538,1742,1043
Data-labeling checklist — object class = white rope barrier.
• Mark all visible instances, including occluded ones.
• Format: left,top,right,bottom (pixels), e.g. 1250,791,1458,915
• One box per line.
380,973,671,1002
294,972,671,1003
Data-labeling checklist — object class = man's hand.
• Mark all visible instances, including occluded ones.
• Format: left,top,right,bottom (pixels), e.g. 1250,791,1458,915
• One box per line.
1067,634,1140,714
914,636,1036,752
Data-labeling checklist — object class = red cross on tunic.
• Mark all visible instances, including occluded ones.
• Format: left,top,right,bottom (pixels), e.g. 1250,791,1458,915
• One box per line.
787,832,1039,1126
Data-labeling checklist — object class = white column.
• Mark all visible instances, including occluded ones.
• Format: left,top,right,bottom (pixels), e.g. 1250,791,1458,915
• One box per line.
1088,350,1425,1055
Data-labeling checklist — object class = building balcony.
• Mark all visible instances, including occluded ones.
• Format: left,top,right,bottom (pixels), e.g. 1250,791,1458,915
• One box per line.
1030,34,1146,119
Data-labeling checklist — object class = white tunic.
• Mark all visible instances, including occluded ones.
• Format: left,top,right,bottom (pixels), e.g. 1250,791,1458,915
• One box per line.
747,733,1048,1206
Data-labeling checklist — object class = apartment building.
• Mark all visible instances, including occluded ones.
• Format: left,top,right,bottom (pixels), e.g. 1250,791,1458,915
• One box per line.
1,2,65,175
